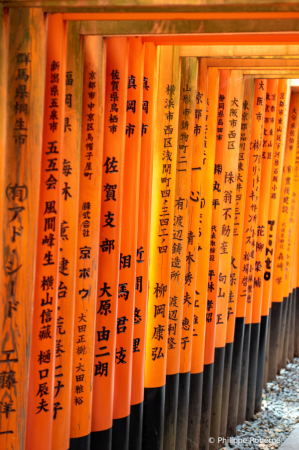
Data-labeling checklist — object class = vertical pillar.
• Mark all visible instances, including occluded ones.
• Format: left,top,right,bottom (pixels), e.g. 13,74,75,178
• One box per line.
246,79,278,420
163,57,197,450
112,37,144,450
0,6,7,217
200,70,230,450
25,14,64,450
196,67,219,450
142,46,180,450
226,76,255,437
90,37,128,450
294,147,299,358
268,92,299,381
0,8,46,449
129,42,157,450
210,72,243,448
256,80,290,410
236,79,266,425
210,71,243,444
187,58,208,450
281,112,299,368
70,35,104,450
288,209,299,362
51,21,83,450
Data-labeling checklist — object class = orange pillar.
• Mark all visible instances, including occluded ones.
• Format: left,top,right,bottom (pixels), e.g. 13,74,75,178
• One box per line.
70,35,104,449
51,21,83,450
203,69,231,450
196,67,219,450
236,79,266,424
281,102,299,369
246,79,278,420
256,80,291,411
210,70,244,443
90,37,128,450
187,58,208,450
143,46,180,450
226,75,255,437
268,92,299,380
0,8,45,448
112,37,144,450
129,42,157,449
26,14,65,450
163,56,197,450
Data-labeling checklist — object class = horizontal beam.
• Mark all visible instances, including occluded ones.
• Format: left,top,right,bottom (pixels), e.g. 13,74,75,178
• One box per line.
206,58,299,68
64,12,299,20
142,34,299,45
73,19,299,35
4,2,299,14
180,45,299,58
243,69,299,75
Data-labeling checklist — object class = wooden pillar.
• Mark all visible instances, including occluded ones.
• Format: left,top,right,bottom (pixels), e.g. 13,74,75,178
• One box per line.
268,92,299,381
69,35,104,450
256,79,290,411
25,13,64,450
90,37,128,450
129,42,157,450
51,21,83,450
211,70,243,442
187,58,208,450
281,109,299,369
0,8,46,449
226,76,255,437
112,37,144,450
206,69,232,449
163,56,197,450
236,79,266,425
246,79,278,421
197,67,219,450
142,46,180,450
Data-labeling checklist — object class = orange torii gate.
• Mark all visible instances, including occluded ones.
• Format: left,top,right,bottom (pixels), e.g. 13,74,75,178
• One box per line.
1,6,299,450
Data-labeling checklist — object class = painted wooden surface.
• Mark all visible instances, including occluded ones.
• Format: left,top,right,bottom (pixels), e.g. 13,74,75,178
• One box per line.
51,20,83,450
70,34,104,442
1,8,299,450
0,8,45,450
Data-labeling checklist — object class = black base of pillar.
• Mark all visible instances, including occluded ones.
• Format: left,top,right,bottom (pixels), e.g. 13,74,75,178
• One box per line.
291,289,296,360
268,302,282,381
142,385,165,450
227,317,245,436
187,371,203,450
237,323,251,425
255,314,269,413
210,347,225,450
176,371,191,450
295,288,299,356
129,402,143,450
246,322,260,421
70,434,91,450
288,291,295,362
91,427,112,450
112,415,130,450
282,295,291,369
263,308,271,389
220,342,233,437
199,362,214,450
278,297,288,372
164,373,179,450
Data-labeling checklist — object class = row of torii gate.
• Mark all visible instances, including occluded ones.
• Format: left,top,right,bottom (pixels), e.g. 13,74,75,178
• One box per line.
1,4,299,450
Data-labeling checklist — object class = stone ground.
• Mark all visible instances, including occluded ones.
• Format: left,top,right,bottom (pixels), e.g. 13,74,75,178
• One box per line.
220,357,299,450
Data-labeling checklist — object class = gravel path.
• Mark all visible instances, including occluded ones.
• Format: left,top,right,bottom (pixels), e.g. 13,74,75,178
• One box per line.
220,357,299,450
